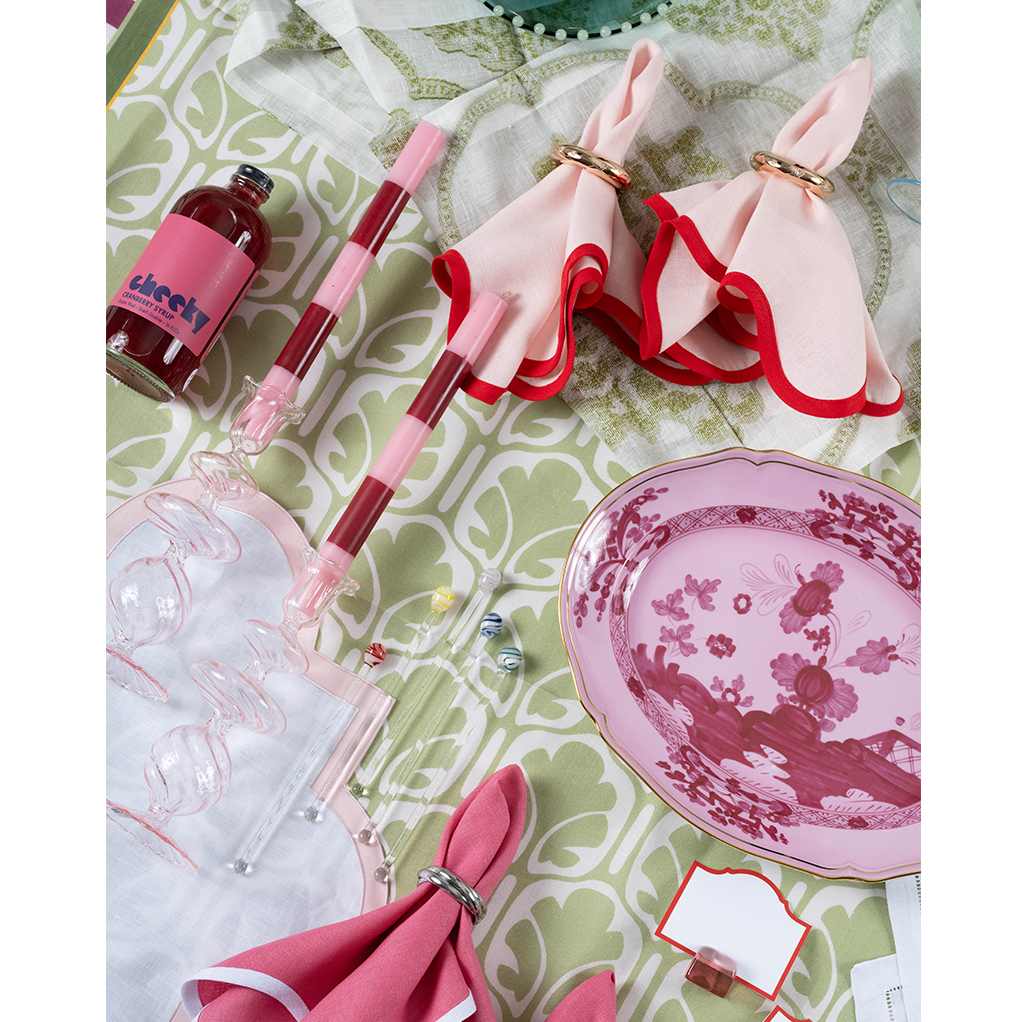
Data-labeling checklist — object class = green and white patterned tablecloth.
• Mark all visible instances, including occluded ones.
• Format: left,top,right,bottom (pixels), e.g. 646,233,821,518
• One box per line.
107,3,919,1021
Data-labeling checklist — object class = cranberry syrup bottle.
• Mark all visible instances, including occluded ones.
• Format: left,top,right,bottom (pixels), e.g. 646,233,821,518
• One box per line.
105,165,275,402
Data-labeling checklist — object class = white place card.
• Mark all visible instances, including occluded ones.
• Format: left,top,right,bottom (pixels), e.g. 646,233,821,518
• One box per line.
655,862,811,1000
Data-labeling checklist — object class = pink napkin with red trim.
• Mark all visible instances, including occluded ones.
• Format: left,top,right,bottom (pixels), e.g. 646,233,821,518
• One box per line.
432,38,665,403
180,765,527,1022
637,58,903,418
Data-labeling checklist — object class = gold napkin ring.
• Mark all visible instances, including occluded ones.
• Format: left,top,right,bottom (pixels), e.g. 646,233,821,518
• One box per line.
749,150,835,199
418,865,487,923
551,143,631,190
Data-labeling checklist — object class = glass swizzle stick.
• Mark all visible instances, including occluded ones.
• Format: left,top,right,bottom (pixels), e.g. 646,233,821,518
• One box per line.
231,644,388,875
344,586,456,808
447,567,502,655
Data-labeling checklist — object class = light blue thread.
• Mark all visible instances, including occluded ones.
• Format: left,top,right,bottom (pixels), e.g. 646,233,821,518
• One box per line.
886,178,921,224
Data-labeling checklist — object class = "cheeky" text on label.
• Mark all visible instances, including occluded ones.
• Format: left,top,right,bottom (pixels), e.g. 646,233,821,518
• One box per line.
129,273,211,335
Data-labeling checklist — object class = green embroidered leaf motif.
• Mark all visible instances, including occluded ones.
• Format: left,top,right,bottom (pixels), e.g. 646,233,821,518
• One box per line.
667,0,831,63
364,29,466,102
644,125,726,175
622,129,733,245
563,322,764,451
272,3,342,52
897,336,921,440
419,18,530,74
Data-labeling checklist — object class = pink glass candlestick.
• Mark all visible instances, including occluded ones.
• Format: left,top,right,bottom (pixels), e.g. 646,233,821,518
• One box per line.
106,456,250,701
106,618,290,874
168,121,445,531
108,124,447,704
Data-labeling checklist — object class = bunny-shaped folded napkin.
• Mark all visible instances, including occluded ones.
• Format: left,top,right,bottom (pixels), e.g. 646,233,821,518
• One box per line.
638,58,903,418
432,39,665,403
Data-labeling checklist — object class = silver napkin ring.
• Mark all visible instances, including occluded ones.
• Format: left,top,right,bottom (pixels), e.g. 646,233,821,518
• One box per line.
418,865,487,923
551,143,631,190
749,150,835,199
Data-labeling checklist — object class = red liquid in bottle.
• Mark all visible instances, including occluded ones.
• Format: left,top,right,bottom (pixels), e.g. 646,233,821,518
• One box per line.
105,165,274,402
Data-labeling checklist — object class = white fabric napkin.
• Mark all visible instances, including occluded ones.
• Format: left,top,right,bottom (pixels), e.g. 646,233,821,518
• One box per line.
851,873,921,1022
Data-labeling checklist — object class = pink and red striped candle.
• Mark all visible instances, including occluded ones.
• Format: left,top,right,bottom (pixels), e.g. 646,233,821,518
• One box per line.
255,120,446,405
323,290,507,569
287,291,507,624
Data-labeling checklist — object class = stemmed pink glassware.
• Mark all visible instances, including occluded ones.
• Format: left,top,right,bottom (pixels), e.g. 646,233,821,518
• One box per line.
107,541,361,874
105,449,260,701
105,612,308,873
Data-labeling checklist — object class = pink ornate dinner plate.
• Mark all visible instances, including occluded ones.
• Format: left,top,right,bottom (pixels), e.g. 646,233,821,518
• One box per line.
559,449,921,880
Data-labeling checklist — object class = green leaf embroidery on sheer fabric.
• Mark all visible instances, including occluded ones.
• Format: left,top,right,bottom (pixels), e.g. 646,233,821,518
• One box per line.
666,0,832,63
564,323,764,449
419,17,561,73
363,28,468,101
271,2,343,53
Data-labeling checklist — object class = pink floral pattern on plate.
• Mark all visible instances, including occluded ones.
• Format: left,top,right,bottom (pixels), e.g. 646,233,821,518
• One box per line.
561,450,921,880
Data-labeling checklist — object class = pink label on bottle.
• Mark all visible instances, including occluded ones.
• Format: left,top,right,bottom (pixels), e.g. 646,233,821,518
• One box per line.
109,214,257,357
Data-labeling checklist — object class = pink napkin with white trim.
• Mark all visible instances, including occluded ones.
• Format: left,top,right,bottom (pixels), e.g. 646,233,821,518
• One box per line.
547,970,618,1021
637,58,904,418
180,764,527,1022
432,38,665,403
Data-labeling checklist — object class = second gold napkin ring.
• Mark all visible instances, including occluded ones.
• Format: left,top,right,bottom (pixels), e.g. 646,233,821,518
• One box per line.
749,150,835,199
418,865,487,923
551,143,631,190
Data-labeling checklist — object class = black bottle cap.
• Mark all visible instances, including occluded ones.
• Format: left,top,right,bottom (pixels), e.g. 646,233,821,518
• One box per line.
235,164,274,195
